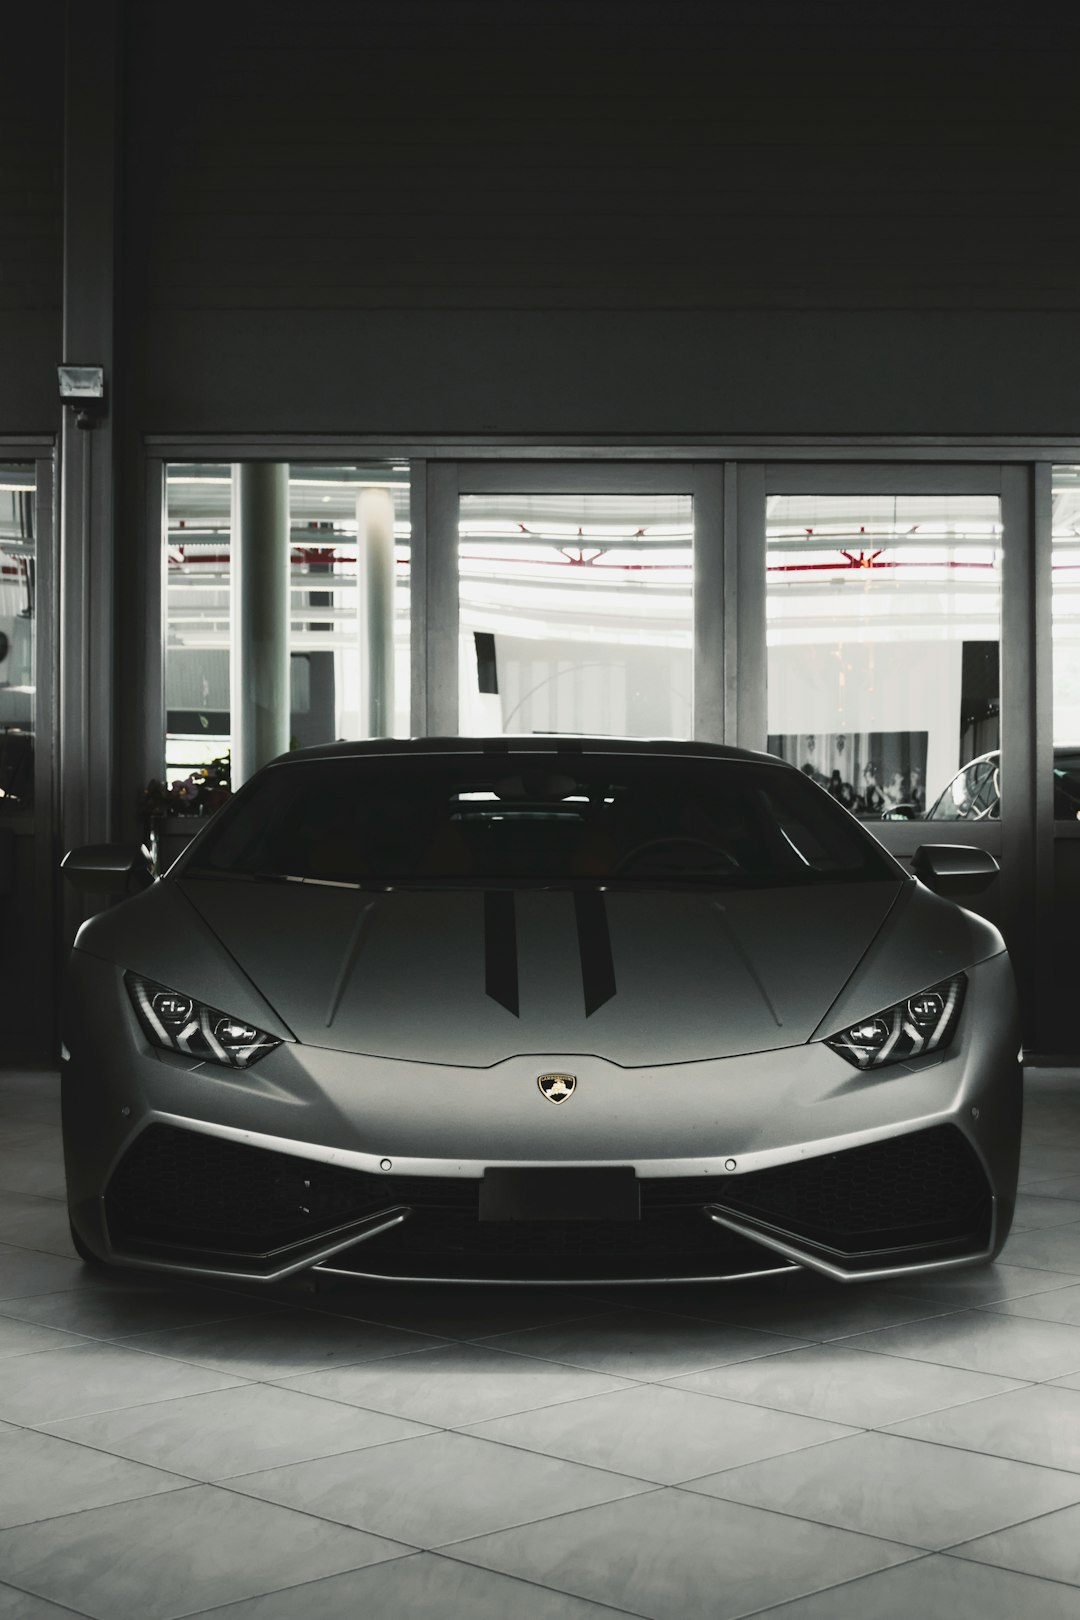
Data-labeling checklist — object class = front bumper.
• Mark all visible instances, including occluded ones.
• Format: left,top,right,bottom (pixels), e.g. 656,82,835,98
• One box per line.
63,947,1021,1285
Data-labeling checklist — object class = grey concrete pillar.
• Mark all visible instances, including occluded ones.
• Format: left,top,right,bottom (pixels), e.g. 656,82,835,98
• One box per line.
231,463,290,785
356,486,396,736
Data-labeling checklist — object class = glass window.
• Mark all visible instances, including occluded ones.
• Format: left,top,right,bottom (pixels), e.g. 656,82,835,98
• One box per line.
458,492,693,738
164,463,411,786
1052,467,1080,821
925,758,1000,822
186,754,898,890
0,464,36,809
766,493,1003,821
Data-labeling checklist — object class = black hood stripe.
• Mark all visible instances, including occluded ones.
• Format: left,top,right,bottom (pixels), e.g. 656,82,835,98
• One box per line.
574,890,617,1017
484,890,520,1017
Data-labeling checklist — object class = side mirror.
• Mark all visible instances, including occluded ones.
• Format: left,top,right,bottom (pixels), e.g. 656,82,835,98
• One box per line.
912,843,999,896
881,803,920,821
61,843,155,895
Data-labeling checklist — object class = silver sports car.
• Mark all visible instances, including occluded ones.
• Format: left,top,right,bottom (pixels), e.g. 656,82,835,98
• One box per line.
61,738,1021,1287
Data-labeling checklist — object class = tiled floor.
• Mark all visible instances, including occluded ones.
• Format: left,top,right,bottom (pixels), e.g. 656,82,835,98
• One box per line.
1,1068,1079,1619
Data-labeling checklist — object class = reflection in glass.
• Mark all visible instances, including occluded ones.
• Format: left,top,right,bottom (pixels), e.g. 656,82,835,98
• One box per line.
765,494,1003,820
164,464,411,783
0,464,36,809
458,493,693,738
1051,468,1080,820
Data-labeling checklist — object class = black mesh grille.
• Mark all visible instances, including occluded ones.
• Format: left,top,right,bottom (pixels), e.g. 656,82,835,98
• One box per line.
715,1125,991,1255
104,1125,449,1256
339,1205,769,1283
104,1121,991,1271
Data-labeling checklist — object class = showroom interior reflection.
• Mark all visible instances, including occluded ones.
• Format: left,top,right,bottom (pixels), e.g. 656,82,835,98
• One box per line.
458,492,693,739
766,493,1002,819
1052,467,1080,812
164,464,412,782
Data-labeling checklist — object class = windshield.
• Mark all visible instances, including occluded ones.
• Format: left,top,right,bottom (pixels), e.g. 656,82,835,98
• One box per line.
182,754,900,889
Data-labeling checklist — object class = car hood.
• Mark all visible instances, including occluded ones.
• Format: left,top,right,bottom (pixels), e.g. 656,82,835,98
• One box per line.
173,877,906,1066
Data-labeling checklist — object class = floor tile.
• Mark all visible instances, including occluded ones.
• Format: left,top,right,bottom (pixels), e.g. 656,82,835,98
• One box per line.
979,1281,1080,1327
0,1158,67,1202
690,1430,1080,1548
42,1382,429,1481
998,1225,1080,1276
183,1553,635,1620
839,1307,1080,1380
478,1308,807,1379
465,1383,851,1485
1010,1193,1080,1232
0,1194,77,1260
1017,1148,1080,1184
882,1261,1080,1307
0,1584,86,1619
0,1120,61,1149
1026,1174,1080,1201
0,1281,276,1340
951,1501,1080,1585
0,1315,87,1360
1021,1127,1079,1148
116,1307,447,1379
448,1488,916,1620
888,1383,1080,1472
647,1281,954,1343
229,1429,650,1546
279,1342,634,1428
0,1485,407,1620
0,1247,93,1303
311,1281,624,1343
0,1340,244,1425
667,1344,1022,1428
744,1553,1080,1619
0,1073,58,1098
0,1418,187,1529
0,1099,60,1128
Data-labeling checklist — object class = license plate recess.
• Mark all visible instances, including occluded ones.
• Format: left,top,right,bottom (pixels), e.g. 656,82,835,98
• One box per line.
480,1167,640,1223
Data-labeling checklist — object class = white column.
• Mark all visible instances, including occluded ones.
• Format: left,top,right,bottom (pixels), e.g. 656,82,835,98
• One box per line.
230,463,290,786
356,486,396,736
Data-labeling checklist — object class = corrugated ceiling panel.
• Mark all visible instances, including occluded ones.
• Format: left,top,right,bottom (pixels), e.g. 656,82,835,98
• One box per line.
125,0,1079,312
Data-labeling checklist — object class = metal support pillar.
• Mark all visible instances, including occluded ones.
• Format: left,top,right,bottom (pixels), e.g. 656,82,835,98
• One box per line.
230,463,290,786
356,486,396,736
59,0,120,955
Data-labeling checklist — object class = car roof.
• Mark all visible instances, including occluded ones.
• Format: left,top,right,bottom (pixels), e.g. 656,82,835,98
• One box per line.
265,737,791,769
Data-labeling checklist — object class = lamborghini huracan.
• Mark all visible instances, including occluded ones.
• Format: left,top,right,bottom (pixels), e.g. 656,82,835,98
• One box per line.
61,738,1021,1286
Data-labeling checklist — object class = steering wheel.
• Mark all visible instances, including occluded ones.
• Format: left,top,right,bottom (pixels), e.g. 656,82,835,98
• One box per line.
611,836,742,875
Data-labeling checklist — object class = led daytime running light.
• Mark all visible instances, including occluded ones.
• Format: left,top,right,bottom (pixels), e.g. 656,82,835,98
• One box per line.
126,973,280,1069
826,973,966,1070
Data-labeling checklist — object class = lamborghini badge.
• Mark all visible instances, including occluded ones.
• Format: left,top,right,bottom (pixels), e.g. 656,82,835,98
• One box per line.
537,1072,577,1104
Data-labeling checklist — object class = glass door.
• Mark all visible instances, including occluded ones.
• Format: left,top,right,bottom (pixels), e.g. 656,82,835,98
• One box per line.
458,490,693,738
0,452,56,1054
758,462,1038,1034
764,487,1004,887
423,463,724,741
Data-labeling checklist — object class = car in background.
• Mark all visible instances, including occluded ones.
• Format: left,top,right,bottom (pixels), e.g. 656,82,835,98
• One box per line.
61,737,1020,1288
883,748,1080,822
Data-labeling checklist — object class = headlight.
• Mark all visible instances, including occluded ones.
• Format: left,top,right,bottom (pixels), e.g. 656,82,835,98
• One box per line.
126,973,281,1069
825,973,966,1070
